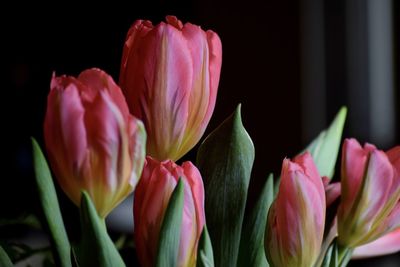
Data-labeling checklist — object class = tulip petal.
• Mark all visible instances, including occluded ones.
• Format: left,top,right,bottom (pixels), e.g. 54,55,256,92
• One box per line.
59,83,88,171
324,180,341,207
387,146,400,172
206,30,222,115
135,164,177,267
353,228,400,258
79,68,131,118
294,152,325,204
358,150,394,225
340,139,369,219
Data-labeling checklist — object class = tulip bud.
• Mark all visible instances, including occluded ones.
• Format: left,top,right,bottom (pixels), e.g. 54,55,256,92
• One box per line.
120,16,222,161
265,152,326,267
338,139,400,248
44,68,146,217
134,156,205,267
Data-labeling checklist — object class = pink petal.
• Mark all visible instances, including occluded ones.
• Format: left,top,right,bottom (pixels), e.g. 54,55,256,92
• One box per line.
166,15,183,30
206,30,222,118
180,23,211,145
134,164,176,267
294,152,325,203
120,20,153,109
179,178,198,266
127,116,146,187
58,83,87,173
380,202,400,234
45,76,87,204
79,68,131,119
357,150,394,224
325,181,341,207
353,228,400,258
182,161,205,237
340,139,369,217
387,146,400,173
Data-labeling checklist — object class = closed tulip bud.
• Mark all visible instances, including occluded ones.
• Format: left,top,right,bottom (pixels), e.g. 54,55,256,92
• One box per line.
134,156,205,267
338,139,400,248
44,68,146,217
265,152,326,267
120,16,222,161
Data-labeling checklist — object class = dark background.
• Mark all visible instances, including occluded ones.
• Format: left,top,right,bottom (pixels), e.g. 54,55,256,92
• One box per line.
3,0,400,266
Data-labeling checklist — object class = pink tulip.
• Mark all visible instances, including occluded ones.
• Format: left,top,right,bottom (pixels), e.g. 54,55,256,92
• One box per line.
134,156,205,267
337,139,400,248
265,152,326,267
44,68,146,217
120,16,222,161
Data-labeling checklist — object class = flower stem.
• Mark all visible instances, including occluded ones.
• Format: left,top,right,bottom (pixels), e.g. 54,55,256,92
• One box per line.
337,243,353,267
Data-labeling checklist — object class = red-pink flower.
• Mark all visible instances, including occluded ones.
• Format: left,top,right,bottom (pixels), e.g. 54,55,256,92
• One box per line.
134,156,205,267
44,68,146,217
338,139,400,247
120,16,222,161
265,152,326,267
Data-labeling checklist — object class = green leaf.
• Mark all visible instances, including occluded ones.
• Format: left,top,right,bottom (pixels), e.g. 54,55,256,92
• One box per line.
155,179,184,267
78,191,125,267
197,104,255,267
31,138,71,267
0,245,13,267
238,174,274,267
304,107,347,179
197,225,214,267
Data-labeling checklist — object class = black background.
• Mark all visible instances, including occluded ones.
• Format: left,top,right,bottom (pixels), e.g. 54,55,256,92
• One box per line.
3,0,400,266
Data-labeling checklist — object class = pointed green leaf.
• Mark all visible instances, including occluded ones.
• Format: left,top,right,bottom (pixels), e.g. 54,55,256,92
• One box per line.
31,138,71,267
197,225,214,267
197,104,255,267
238,174,274,267
304,107,347,179
79,191,125,267
155,179,184,267
0,245,13,267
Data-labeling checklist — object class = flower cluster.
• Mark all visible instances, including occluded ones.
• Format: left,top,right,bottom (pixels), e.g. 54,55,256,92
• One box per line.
9,16,399,267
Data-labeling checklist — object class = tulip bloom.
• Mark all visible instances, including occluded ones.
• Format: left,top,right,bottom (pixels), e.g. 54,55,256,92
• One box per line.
44,68,146,217
338,139,400,248
265,152,326,267
120,16,222,161
134,157,205,267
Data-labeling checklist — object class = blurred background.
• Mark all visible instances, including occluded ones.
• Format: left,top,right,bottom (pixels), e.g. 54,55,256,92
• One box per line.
2,0,399,266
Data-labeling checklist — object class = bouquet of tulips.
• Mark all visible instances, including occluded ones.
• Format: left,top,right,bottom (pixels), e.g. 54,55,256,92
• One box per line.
1,16,399,267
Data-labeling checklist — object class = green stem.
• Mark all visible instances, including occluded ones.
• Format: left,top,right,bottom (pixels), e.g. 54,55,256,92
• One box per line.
337,244,353,267
99,218,107,232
